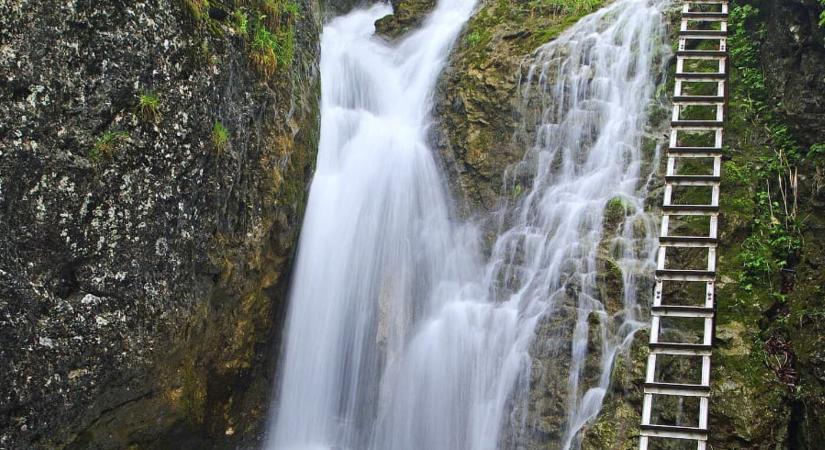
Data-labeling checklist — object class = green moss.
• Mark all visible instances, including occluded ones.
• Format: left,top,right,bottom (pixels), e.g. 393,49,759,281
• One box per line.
604,196,634,230
819,0,825,28
180,360,207,425
89,131,129,162
183,0,208,21
137,91,161,123
250,15,296,77
465,30,484,46
233,9,249,35
212,121,229,153
283,0,300,18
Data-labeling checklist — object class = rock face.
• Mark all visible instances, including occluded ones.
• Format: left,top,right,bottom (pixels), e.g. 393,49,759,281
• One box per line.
581,1,825,449
0,0,321,448
375,0,437,38
432,0,608,214
430,0,825,449
431,0,668,447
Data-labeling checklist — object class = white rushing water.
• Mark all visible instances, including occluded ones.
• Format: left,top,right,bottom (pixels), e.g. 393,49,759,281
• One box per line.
265,0,670,449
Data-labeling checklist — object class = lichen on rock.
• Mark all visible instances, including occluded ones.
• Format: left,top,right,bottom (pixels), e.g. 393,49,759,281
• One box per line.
0,0,322,447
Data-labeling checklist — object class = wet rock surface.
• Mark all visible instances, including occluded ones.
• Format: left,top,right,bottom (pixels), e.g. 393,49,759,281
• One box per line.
432,0,825,449
0,0,321,448
374,0,437,39
432,0,607,214
581,1,825,449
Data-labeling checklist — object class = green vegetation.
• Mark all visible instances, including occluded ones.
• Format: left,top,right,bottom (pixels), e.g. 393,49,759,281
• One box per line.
820,0,825,28
183,0,208,21
283,0,300,18
89,131,129,163
461,0,605,59
181,0,302,78
603,196,634,230
465,30,484,46
541,0,603,15
250,15,296,77
233,9,249,35
137,92,161,123
212,121,229,153
725,5,803,298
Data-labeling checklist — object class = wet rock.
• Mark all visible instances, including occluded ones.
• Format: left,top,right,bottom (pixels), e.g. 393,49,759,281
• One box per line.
375,0,437,39
0,0,322,448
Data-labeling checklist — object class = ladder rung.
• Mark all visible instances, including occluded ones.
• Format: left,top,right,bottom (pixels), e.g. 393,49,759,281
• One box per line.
673,95,725,103
675,72,727,80
659,235,718,246
668,147,723,157
640,424,708,440
679,30,728,37
676,50,727,58
671,120,724,128
665,175,721,185
650,341,713,351
656,269,716,281
683,12,728,19
644,382,711,396
651,305,715,317
661,204,719,214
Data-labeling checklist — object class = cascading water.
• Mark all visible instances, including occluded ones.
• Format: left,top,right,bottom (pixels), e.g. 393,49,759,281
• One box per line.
510,1,669,447
265,0,670,449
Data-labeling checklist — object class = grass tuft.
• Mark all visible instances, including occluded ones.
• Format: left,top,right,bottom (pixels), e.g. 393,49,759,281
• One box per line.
250,16,296,77
90,131,130,163
233,9,249,35
212,121,229,153
137,92,161,123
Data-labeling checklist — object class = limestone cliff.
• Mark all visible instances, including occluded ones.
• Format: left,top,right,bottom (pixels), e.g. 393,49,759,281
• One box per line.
0,0,321,448
429,0,825,449
581,1,825,449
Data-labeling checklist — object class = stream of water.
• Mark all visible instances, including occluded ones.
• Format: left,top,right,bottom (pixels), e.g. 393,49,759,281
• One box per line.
265,1,670,449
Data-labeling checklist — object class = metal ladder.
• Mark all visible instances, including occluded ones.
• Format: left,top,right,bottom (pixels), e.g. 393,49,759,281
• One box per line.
639,1,727,449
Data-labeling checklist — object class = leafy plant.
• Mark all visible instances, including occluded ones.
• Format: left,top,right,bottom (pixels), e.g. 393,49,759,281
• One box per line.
251,22,279,77
137,92,161,122
250,16,296,77
466,30,483,46
819,0,825,28
540,0,602,15
212,121,229,153
233,9,249,35
728,5,804,295
89,131,129,162
283,0,300,18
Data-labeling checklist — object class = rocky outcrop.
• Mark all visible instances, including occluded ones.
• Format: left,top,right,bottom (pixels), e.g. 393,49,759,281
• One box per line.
0,0,322,448
432,0,825,449
375,0,437,39
581,1,825,449
432,0,607,214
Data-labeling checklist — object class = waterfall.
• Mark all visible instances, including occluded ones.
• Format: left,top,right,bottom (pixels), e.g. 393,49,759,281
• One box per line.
512,1,669,448
265,0,670,449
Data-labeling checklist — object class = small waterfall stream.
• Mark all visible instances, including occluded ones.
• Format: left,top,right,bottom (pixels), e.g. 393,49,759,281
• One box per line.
265,0,670,449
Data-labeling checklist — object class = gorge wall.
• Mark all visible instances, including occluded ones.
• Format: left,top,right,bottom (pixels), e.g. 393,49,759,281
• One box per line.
0,0,322,448
2,0,824,449
425,0,825,448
